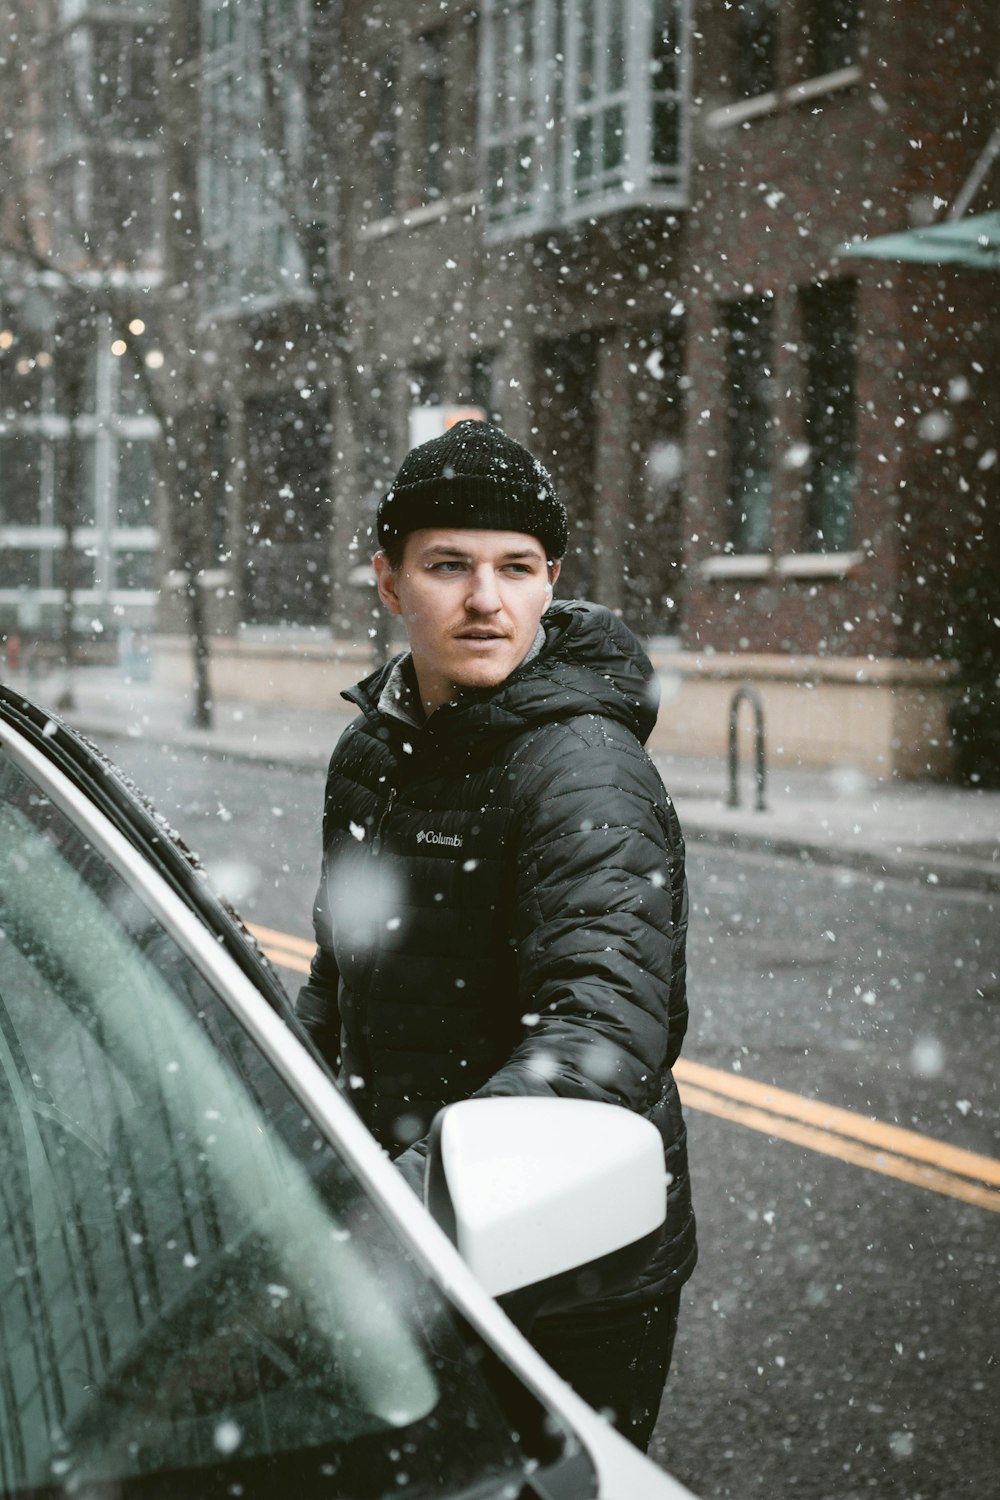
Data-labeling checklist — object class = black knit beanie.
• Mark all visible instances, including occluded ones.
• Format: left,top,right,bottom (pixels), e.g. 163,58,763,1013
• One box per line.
377,420,568,560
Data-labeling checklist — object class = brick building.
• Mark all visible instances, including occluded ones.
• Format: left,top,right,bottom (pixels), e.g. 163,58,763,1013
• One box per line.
177,0,999,777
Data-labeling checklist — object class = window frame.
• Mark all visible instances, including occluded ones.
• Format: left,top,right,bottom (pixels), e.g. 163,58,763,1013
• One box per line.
480,0,690,241
199,0,312,317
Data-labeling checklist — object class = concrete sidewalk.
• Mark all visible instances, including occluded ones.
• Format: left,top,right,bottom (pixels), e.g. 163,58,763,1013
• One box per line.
5,664,999,894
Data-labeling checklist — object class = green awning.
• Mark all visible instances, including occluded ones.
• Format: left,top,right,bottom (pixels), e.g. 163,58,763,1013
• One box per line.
841,211,1000,269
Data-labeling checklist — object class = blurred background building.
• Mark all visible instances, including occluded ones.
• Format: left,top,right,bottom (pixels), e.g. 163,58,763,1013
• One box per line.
1,0,997,775
0,0,164,650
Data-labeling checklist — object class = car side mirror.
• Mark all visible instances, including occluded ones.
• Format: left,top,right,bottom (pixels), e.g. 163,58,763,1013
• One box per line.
426,1097,666,1323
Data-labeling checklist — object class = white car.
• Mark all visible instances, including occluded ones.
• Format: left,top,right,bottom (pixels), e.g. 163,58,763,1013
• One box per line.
0,683,697,1500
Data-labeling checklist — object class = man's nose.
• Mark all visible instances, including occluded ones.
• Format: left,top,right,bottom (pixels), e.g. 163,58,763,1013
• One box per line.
467,565,502,612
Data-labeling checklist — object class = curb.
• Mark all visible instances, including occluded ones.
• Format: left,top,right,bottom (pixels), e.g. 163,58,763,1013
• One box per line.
65,714,337,775
682,820,1000,894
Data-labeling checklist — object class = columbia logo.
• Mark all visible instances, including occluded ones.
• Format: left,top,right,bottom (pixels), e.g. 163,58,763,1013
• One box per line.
416,829,464,848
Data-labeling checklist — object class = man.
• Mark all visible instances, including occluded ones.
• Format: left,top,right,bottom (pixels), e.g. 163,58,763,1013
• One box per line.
297,419,696,1450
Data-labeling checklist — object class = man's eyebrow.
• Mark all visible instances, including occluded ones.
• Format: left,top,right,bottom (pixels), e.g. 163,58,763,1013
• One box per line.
420,545,543,561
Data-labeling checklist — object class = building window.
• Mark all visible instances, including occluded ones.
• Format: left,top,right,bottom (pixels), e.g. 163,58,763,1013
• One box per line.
371,52,400,219
482,0,551,228
242,396,331,627
0,329,48,419
409,360,446,410
725,296,775,554
115,438,155,528
734,0,779,98
416,28,448,204
565,1,629,203
802,281,857,553
90,18,161,141
201,0,310,313
44,17,164,266
0,314,159,619
650,0,685,178
0,436,46,528
805,0,862,78
112,549,155,592
467,350,497,421
481,0,688,237
0,548,43,590
85,150,162,266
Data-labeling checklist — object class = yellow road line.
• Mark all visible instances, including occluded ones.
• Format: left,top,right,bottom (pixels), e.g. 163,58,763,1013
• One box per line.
249,923,315,959
249,923,313,973
674,1057,1000,1189
251,924,1000,1211
679,1083,1000,1214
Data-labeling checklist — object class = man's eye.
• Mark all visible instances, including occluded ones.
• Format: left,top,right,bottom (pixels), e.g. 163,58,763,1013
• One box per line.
429,561,465,573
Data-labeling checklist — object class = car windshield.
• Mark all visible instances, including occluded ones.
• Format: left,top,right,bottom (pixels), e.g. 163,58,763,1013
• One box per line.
0,743,541,1500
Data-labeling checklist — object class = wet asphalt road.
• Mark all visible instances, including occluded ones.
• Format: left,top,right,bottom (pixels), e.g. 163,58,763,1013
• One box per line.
103,735,1000,1500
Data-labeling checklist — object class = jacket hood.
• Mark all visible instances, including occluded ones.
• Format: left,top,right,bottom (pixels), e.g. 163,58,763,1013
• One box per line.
345,598,661,747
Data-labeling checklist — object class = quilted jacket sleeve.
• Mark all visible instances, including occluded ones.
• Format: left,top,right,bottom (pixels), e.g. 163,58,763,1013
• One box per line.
475,715,688,1112
295,823,343,1074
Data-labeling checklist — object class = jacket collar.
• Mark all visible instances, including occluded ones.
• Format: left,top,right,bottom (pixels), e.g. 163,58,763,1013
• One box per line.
343,601,659,748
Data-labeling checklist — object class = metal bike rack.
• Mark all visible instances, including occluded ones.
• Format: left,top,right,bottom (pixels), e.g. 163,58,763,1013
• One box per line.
727,684,767,812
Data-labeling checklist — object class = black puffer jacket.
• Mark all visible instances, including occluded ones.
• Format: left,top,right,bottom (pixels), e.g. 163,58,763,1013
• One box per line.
297,599,696,1302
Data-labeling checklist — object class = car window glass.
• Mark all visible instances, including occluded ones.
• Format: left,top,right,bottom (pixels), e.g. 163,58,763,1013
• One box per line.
0,751,528,1499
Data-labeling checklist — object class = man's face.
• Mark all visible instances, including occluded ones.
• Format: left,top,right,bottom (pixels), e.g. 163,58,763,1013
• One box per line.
374,528,560,715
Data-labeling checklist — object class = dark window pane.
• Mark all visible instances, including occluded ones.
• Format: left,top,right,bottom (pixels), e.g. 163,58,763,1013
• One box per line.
603,104,624,174
726,296,775,553
243,395,331,626
118,354,153,417
802,281,857,552
579,0,596,100
39,545,96,591
417,27,447,202
468,349,497,421
0,331,47,415
371,52,399,218
652,0,681,93
487,143,506,210
0,435,45,525
54,436,97,528
0,548,41,588
807,0,862,75
112,549,155,590
409,359,445,409
652,99,680,169
88,152,160,264
734,0,779,97
116,440,154,527
92,20,160,139
608,5,626,93
574,114,594,188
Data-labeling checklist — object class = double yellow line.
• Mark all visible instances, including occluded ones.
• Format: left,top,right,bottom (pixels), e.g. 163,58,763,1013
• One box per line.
674,1058,1000,1213
249,923,1000,1215
250,922,314,975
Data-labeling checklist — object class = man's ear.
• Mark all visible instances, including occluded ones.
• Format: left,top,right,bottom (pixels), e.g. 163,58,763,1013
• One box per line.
548,559,562,590
373,551,403,616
